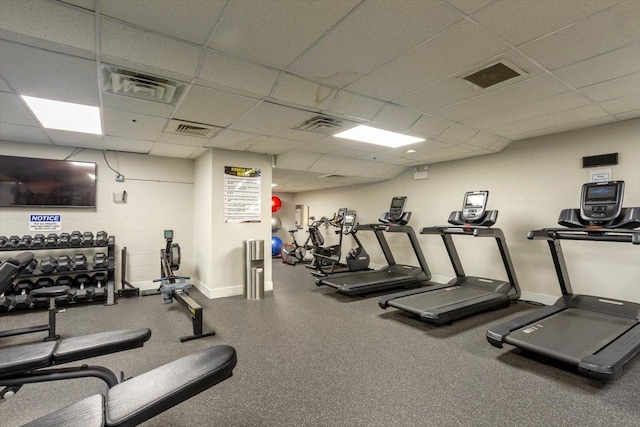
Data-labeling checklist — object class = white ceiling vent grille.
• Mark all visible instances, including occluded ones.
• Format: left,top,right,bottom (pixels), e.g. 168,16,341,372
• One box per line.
102,66,184,104
294,115,359,135
319,174,347,179
164,119,220,138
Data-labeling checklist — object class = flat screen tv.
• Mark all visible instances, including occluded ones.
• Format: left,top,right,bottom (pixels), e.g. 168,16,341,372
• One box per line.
0,155,97,208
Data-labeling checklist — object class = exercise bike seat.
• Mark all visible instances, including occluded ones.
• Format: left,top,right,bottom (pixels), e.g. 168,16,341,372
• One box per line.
0,328,151,375
23,345,238,427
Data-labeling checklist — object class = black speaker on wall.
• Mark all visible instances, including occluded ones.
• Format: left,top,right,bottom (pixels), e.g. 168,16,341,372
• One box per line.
582,153,618,168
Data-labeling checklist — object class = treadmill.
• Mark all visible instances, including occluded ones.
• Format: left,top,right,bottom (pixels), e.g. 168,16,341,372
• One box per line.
315,196,431,296
379,191,520,324
487,181,640,381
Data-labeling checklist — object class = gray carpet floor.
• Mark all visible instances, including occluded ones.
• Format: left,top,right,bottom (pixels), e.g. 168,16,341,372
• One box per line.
2,259,639,426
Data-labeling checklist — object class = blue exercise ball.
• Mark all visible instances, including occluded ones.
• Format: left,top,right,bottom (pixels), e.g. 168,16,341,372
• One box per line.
271,236,284,257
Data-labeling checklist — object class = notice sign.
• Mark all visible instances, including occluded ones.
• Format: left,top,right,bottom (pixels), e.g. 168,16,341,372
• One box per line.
224,166,261,223
29,214,61,231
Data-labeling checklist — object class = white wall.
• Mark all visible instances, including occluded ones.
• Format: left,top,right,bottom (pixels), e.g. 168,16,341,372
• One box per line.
194,148,273,298
0,141,195,288
292,119,640,304
272,191,295,244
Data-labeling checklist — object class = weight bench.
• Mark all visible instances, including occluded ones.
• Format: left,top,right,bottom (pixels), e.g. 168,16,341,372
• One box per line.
1,252,238,425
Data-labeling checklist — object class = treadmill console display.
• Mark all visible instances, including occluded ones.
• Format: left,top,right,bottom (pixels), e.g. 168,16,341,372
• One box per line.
343,214,356,233
387,196,407,222
336,208,347,223
580,181,624,222
461,191,489,222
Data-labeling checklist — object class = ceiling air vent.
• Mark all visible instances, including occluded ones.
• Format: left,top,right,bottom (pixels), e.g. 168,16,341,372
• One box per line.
102,66,184,104
319,174,347,179
294,115,359,136
462,62,522,89
164,119,220,139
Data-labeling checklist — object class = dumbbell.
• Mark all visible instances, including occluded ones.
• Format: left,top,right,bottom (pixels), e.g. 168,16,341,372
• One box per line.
95,231,109,246
55,276,73,304
82,231,94,246
73,274,92,300
17,235,32,248
58,232,71,246
93,253,108,269
32,278,55,308
0,295,15,312
23,258,38,275
40,256,57,274
13,280,34,310
72,254,88,271
31,234,45,248
56,255,72,272
0,236,7,247
4,235,20,248
91,272,108,298
69,231,83,246
45,233,58,247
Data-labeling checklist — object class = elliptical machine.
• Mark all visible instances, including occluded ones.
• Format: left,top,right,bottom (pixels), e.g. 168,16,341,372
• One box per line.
153,230,215,343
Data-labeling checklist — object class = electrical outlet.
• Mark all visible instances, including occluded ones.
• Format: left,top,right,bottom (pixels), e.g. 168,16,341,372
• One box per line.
116,174,125,182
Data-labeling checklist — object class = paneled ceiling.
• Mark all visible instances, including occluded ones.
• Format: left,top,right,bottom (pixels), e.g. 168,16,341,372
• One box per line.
1,0,639,192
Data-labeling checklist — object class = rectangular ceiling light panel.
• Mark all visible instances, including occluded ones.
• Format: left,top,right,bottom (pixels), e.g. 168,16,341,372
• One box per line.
334,124,424,148
21,95,102,135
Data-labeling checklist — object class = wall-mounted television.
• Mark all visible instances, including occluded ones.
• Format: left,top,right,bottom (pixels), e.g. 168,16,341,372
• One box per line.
0,155,97,208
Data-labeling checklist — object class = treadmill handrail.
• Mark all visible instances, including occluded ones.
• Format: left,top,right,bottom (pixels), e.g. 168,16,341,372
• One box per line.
419,225,501,237
528,228,639,244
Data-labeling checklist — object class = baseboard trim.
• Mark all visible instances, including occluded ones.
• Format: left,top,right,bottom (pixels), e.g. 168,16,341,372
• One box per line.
132,279,273,300
519,290,557,306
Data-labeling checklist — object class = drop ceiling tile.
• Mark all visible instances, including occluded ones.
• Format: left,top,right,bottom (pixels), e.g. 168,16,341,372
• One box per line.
408,115,452,138
600,93,640,115
271,73,337,110
174,86,259,127
331,148,371,159
158,132,219,147
433,74,569,121
101,0,224,44
381,157,417,165
103,108,167,141
302,137,346,154
101,92,176,119
45,129,104,149
306,155,349,174
410,145,472,161
0,122,51,145
0,75,11,92
0,0,94,51
205,129,266,150
0,41,99,105
463,91,592,129
101,19,201,77
103,136,154,154
510,116,617,141
395,49,545,112
0,92,38,126
189,147,210,159
520,2,640,70
58,1,95,11
370,104,422,131
245,136,307,155
275,151,323,171
199,50,279,97
466,131,501,149
358,152,397,162
489,105,609,138
615,110,640,120
447,0,492,15
407,140,452,153
208,0,359,70
334,158,372,176
286,0,463,87
553,42,640,88
580,72,640,102
382,165,410,178
437,123,478,144
489,138,511,152
346,19,510,100
228,102,314,136
326,91,385,121
360,162,397,178
471,0,619,46
149,142,201,158
275,129,325,142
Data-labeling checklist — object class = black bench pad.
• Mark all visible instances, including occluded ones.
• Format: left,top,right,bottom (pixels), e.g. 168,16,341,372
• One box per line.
0,341,57,375
30,285,70,298
54,328,152,364
106,345,237,426
22,394,105,427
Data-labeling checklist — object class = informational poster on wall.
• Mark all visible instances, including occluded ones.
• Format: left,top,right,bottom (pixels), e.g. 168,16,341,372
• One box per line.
224,166,261,223
29,214,62,231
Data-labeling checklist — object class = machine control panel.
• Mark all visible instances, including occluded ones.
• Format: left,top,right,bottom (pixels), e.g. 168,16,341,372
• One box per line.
580,181,624,222
461,191,489,222
387,196,407,222
343,214,356,234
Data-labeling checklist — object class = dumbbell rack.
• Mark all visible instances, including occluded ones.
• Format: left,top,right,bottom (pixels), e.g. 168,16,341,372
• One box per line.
0,235,116,312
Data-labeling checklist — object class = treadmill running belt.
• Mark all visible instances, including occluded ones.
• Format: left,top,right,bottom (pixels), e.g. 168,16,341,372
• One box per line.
324,271,413,288
505,308,636,365
388,286,497,315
